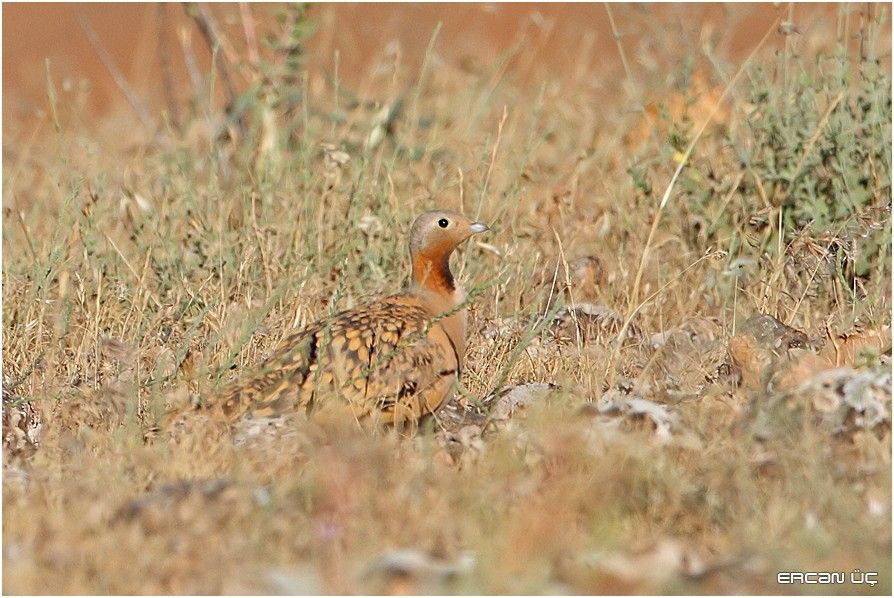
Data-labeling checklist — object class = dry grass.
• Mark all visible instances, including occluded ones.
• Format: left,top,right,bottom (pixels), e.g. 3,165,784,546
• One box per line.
3,4,892,595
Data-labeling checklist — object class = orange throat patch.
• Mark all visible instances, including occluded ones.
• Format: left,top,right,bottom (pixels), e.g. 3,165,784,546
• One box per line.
412,253,455,295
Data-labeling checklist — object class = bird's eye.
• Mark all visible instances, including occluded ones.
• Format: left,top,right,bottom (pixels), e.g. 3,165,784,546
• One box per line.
438,218,449,228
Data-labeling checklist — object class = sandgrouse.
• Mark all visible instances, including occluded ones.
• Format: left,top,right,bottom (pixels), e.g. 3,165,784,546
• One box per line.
214,210,489,427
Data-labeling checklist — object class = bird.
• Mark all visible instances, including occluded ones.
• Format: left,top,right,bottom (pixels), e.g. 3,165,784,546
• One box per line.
209,210,490,429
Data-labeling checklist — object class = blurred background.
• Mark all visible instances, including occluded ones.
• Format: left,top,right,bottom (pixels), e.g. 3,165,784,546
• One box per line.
3,2,849,134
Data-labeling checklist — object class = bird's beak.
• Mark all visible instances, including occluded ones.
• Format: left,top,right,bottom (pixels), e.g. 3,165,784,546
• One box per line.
469,222,490,234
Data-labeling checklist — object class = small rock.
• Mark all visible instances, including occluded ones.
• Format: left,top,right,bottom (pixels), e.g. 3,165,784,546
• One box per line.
363,549,475,580
2,386,41,459
488,383,557,421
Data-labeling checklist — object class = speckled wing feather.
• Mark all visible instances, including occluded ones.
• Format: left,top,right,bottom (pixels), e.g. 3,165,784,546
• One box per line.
217,294,460,425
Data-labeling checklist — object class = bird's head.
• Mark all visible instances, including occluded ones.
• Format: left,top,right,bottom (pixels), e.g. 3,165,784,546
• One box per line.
408,210,490,259
407,210,490,294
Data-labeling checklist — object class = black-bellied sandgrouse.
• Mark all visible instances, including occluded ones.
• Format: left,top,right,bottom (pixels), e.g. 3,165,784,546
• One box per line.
215,210,489,427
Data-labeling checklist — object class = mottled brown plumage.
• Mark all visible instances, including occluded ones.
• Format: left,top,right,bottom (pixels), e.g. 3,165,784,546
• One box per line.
216,210,489,427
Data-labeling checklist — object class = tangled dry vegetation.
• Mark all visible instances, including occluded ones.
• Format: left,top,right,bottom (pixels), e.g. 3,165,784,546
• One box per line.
3,4,892,594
